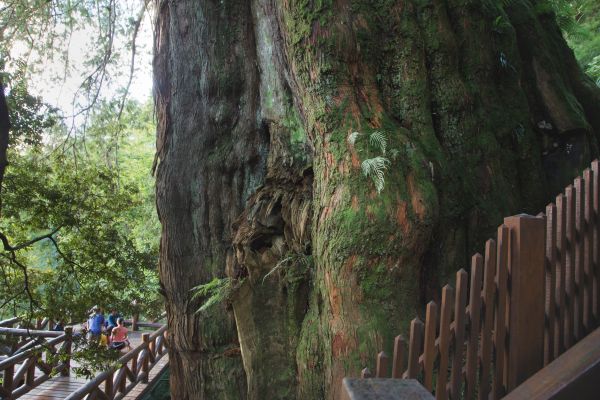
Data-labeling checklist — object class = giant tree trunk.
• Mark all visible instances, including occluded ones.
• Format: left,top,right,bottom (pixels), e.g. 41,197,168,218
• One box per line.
153,0,600,399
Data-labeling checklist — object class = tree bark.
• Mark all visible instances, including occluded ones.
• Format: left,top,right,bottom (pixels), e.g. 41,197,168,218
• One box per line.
153,1,600,399
153,1,265,398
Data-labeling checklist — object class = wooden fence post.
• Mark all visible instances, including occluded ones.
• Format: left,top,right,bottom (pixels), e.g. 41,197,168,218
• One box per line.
504,214,546,391
142,333,150,383
26,354,36,386
132,313,139,332
3,364,14,397
105,370,114,398
62,327,73,377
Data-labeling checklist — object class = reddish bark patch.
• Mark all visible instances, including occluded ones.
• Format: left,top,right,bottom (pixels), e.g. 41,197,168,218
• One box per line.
320,206,332,224
351,151,361,169
330,186,345,209
326,274,342,316
332,333,351,357
325,151,335,168
365,204,375,221
396,201,410,236
351,195,359,211
223,347,242,357
407,174,427,220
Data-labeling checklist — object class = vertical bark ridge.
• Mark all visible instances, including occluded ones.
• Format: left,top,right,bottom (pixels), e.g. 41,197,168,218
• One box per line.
154,0,266,398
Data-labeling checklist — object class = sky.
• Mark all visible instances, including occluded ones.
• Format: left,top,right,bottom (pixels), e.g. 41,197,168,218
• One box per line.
10,2,154,121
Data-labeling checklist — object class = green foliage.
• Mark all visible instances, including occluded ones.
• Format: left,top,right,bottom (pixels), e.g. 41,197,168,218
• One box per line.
191,277,235,313
47,334,121,379
361,157,390,194
348,130,392,194
262,252,312,283
565,0,600,85
534,0,582,37
0,99,161,322
3,61,59,147
533,0,600,85
368,131,387,155
0,0,159,381
496,0,599,85
0,0,150,112
587,55,600,85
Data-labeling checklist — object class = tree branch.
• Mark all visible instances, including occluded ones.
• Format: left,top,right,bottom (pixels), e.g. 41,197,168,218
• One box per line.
0,226,61,252
0,78,11,213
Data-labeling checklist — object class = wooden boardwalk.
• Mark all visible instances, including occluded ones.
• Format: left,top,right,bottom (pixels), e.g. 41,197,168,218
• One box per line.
1,324,169,400
16,356,169,400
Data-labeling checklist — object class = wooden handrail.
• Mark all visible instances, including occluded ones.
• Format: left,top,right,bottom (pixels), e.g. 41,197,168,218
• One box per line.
122,320,163,329
0,317,20,327
350,159,600,400
1,316,166,400
503,327,600,400
149,324,167,341
0,326,63,338
152,311,167,323
0,333,67,370
0,328,72,399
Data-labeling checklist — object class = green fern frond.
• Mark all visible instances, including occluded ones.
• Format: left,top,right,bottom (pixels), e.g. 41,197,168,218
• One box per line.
586,56,600,87
369,131,387,154
263,257,292,283
348,131,361,145
361,156,390,193
263,253,312,283
191,277,233,313
499,0,519,8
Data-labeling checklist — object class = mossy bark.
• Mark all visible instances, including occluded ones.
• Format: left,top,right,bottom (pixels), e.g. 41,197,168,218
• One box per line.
153,0,600,399
153,1,262,398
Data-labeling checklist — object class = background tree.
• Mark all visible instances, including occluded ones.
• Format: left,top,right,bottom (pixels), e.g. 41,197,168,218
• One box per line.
0,97,161,321
153,1,600,399
0,0,159,322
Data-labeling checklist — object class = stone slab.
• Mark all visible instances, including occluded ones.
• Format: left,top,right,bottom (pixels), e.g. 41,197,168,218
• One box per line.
342,378,434,400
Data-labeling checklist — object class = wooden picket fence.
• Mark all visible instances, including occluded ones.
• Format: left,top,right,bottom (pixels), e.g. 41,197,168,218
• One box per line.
361,160,600,399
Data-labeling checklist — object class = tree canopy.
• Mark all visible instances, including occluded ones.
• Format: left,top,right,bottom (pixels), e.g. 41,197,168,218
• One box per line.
0,0,158,323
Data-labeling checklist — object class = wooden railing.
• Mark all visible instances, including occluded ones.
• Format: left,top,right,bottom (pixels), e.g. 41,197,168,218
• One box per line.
1,315,167,400
502,325,600,400
64,325,168,400
0,316,52,331
0,316,65,358
0,318,21,329
355,160,600,399
0,327,72,399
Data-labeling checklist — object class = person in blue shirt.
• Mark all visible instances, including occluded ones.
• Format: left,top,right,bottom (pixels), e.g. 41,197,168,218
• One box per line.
87,307,105,341
52,320,64,331
107,309,121,334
